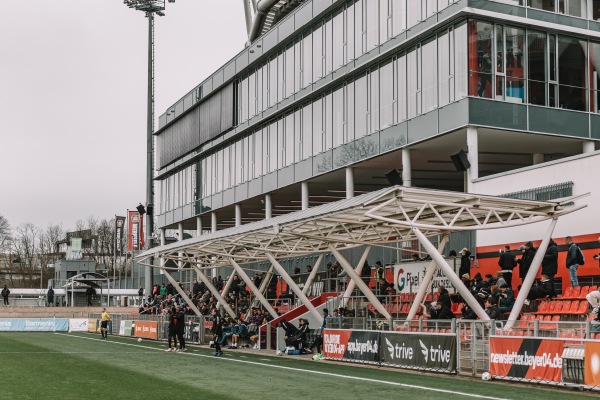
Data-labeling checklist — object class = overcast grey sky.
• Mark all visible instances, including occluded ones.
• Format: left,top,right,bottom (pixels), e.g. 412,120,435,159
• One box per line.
0,0,247,232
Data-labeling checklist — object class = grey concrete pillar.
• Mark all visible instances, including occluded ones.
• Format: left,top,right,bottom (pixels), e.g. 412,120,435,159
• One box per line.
402,148,412,188
265,194,272,219
345,167,354,199
301,182,309,211
235,204,242,227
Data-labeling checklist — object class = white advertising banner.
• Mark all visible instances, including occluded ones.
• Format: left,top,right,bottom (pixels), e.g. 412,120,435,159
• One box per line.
393,263,455,293
69,318,89,332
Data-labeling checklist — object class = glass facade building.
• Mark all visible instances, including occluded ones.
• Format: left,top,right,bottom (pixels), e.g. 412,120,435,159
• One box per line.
156,0,599,230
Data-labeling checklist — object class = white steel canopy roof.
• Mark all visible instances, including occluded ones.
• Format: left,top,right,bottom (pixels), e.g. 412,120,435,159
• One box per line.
137,186,585,268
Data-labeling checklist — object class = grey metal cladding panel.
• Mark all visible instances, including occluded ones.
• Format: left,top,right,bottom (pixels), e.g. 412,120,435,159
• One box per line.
175,99,184,115
354,50,380,70
313,75,333,92
209,92,222,137
213,69,224,88
278,165,294,187
295,1,313,27
236,51,249,73
528,106,589,138
174,207,183,223
468,0,526,17
224,61,236,82
159,114,167,129
199,98,211,144
263,171,278,192
166,211,174,226
591,114,600,139
203,78,213,95
212,192,223,209
183,204,193,220
279,14,296,39
468,98,527,131
439,99,469,133
248,178,263,197
526,8,588,29
249,40,264,64
313,0,333,16
220,83,234,132
158,214,166,229
590,20,600,34
262,29,279,54
407,112,439,144
332,63,352,80
235,182,249,202
294,159,312,182
223,188,235,207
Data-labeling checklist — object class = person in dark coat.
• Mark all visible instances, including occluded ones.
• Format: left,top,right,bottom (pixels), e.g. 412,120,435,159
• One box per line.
361,261,371,287
211,309,223,356
541,239,558,297
527,275,554,300
85,286,95,306
485,296,502,320
47,287,55,307
165,306,178,352
517,241,536,280
176,306,186,352
437,285,451,309
498,245,517,289
459,248,472,277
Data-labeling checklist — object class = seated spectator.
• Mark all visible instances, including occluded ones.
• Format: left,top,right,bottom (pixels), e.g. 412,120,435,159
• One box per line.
437,285,451,309
472,273,485,292
498,284,515,313
461,274,473,291
378,278,395,299
484,296,502,320
484,273,497,289
586,286,600,322
289,318,309,351
495,271,507,288
228,317,249,349
527,274,554,301
220,319,233,346
427,301,455,320
278,318,298,347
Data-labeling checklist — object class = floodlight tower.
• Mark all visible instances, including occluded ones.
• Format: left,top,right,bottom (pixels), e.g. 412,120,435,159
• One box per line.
123,0,171,293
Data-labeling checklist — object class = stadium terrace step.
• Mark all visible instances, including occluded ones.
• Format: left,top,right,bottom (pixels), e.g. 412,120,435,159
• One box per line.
0,306,136,318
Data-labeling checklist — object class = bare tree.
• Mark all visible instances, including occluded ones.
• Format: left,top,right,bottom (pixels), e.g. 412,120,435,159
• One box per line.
12,223,40,287
0,214,10,250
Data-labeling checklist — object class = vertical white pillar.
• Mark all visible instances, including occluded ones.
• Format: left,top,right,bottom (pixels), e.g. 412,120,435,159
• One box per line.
159,229,166,276
345,167,355,199
229,258,279,318
402,148,412,188
235,204,242,227
583,140,595,153
301,182,309,210
177,223,184,271
265,194,272,219
211,212,217,233
532,153,545,165
466,126,479,193
196,216,202,236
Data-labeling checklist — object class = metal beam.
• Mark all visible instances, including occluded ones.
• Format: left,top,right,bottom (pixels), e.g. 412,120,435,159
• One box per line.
505,218,557,330
413,227,489,321
243,0,252,37
301,254,323,295
329,245,392,320
341,246,372,308
219,270,238,304
229,258,279,319
266,253,323,322
161,268,204,317
406,235,449,321
192,266,236,319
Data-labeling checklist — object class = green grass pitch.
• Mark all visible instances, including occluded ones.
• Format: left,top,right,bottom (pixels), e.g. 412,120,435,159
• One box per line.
0,332,594,400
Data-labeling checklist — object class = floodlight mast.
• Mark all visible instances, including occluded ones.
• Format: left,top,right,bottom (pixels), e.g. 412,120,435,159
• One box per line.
123,0,167,296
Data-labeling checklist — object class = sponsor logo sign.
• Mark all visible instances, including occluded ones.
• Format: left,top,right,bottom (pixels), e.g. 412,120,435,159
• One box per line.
69,319,89,332
120,320,133,336
323,329,379,362
0,318,68,332
584,341,600,386
134,320,158,340
393,264,455,294
490,337,563,382
380,332,456,371
88,319,98,333
127,210,144,251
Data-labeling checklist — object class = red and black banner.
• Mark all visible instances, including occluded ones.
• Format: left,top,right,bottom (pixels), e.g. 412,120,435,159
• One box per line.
323,329,379,363
127,210,144,251
490,337,563,382
380,332,456,371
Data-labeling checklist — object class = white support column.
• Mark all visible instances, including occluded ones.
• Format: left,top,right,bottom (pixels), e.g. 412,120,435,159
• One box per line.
532,153,545,165
583,140,595,153
211,212,217,233
345,167,355,199
160,229,166,275
329,246,392,320
265,194,272,219
266,253,323,322
301,254,324,295
252,266,275,309
235,204,242,227
413,227,489,321
161,268,203,317
196,216,202,236
229,258,279,319
192,266,236,319
466,126,478,193
220,270,237,301
242,0,252,37
402,148,412,188
406,235,449,322
341,246,372,307
505,218,558,330
301,182,309,210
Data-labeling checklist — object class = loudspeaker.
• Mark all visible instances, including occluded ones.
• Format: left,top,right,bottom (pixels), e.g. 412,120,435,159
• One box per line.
385,169,403,186
136,204,146,215
146,204,154,216
450,149,471,171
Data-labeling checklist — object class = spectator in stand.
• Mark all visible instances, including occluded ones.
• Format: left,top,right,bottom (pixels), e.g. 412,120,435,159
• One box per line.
166,282,174,296
517,241,536,283
412,254,425,262
293,266,301,275
290,318,309,351
374,261,385,295
152,284,159,298
165,306,178,352
593,236,600,262
495,271,507,289
541,239,559,298
498,284,515,313
459,248,472,278
437,285,451,309
360,261,371,288
498,245,517,289
484,296,502,320
192,279,201,297
378,277,395,300
565,236,581,288
586,287,600,322
211,309,223,356
85,285,95,306
527,274,554,301
427,301,455,320
229,317,248,349
47,286,54,307
461,274,473,291
306,265,312,273
484,274,497,288
472,273,485,292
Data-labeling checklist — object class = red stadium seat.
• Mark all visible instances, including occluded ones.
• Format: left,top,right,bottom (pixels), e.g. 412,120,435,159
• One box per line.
555,301,566,314
534,301,548,314
579,286,590,299
573,301,589,315
433,292,440,301
563,287,574,299
570,286,581,299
